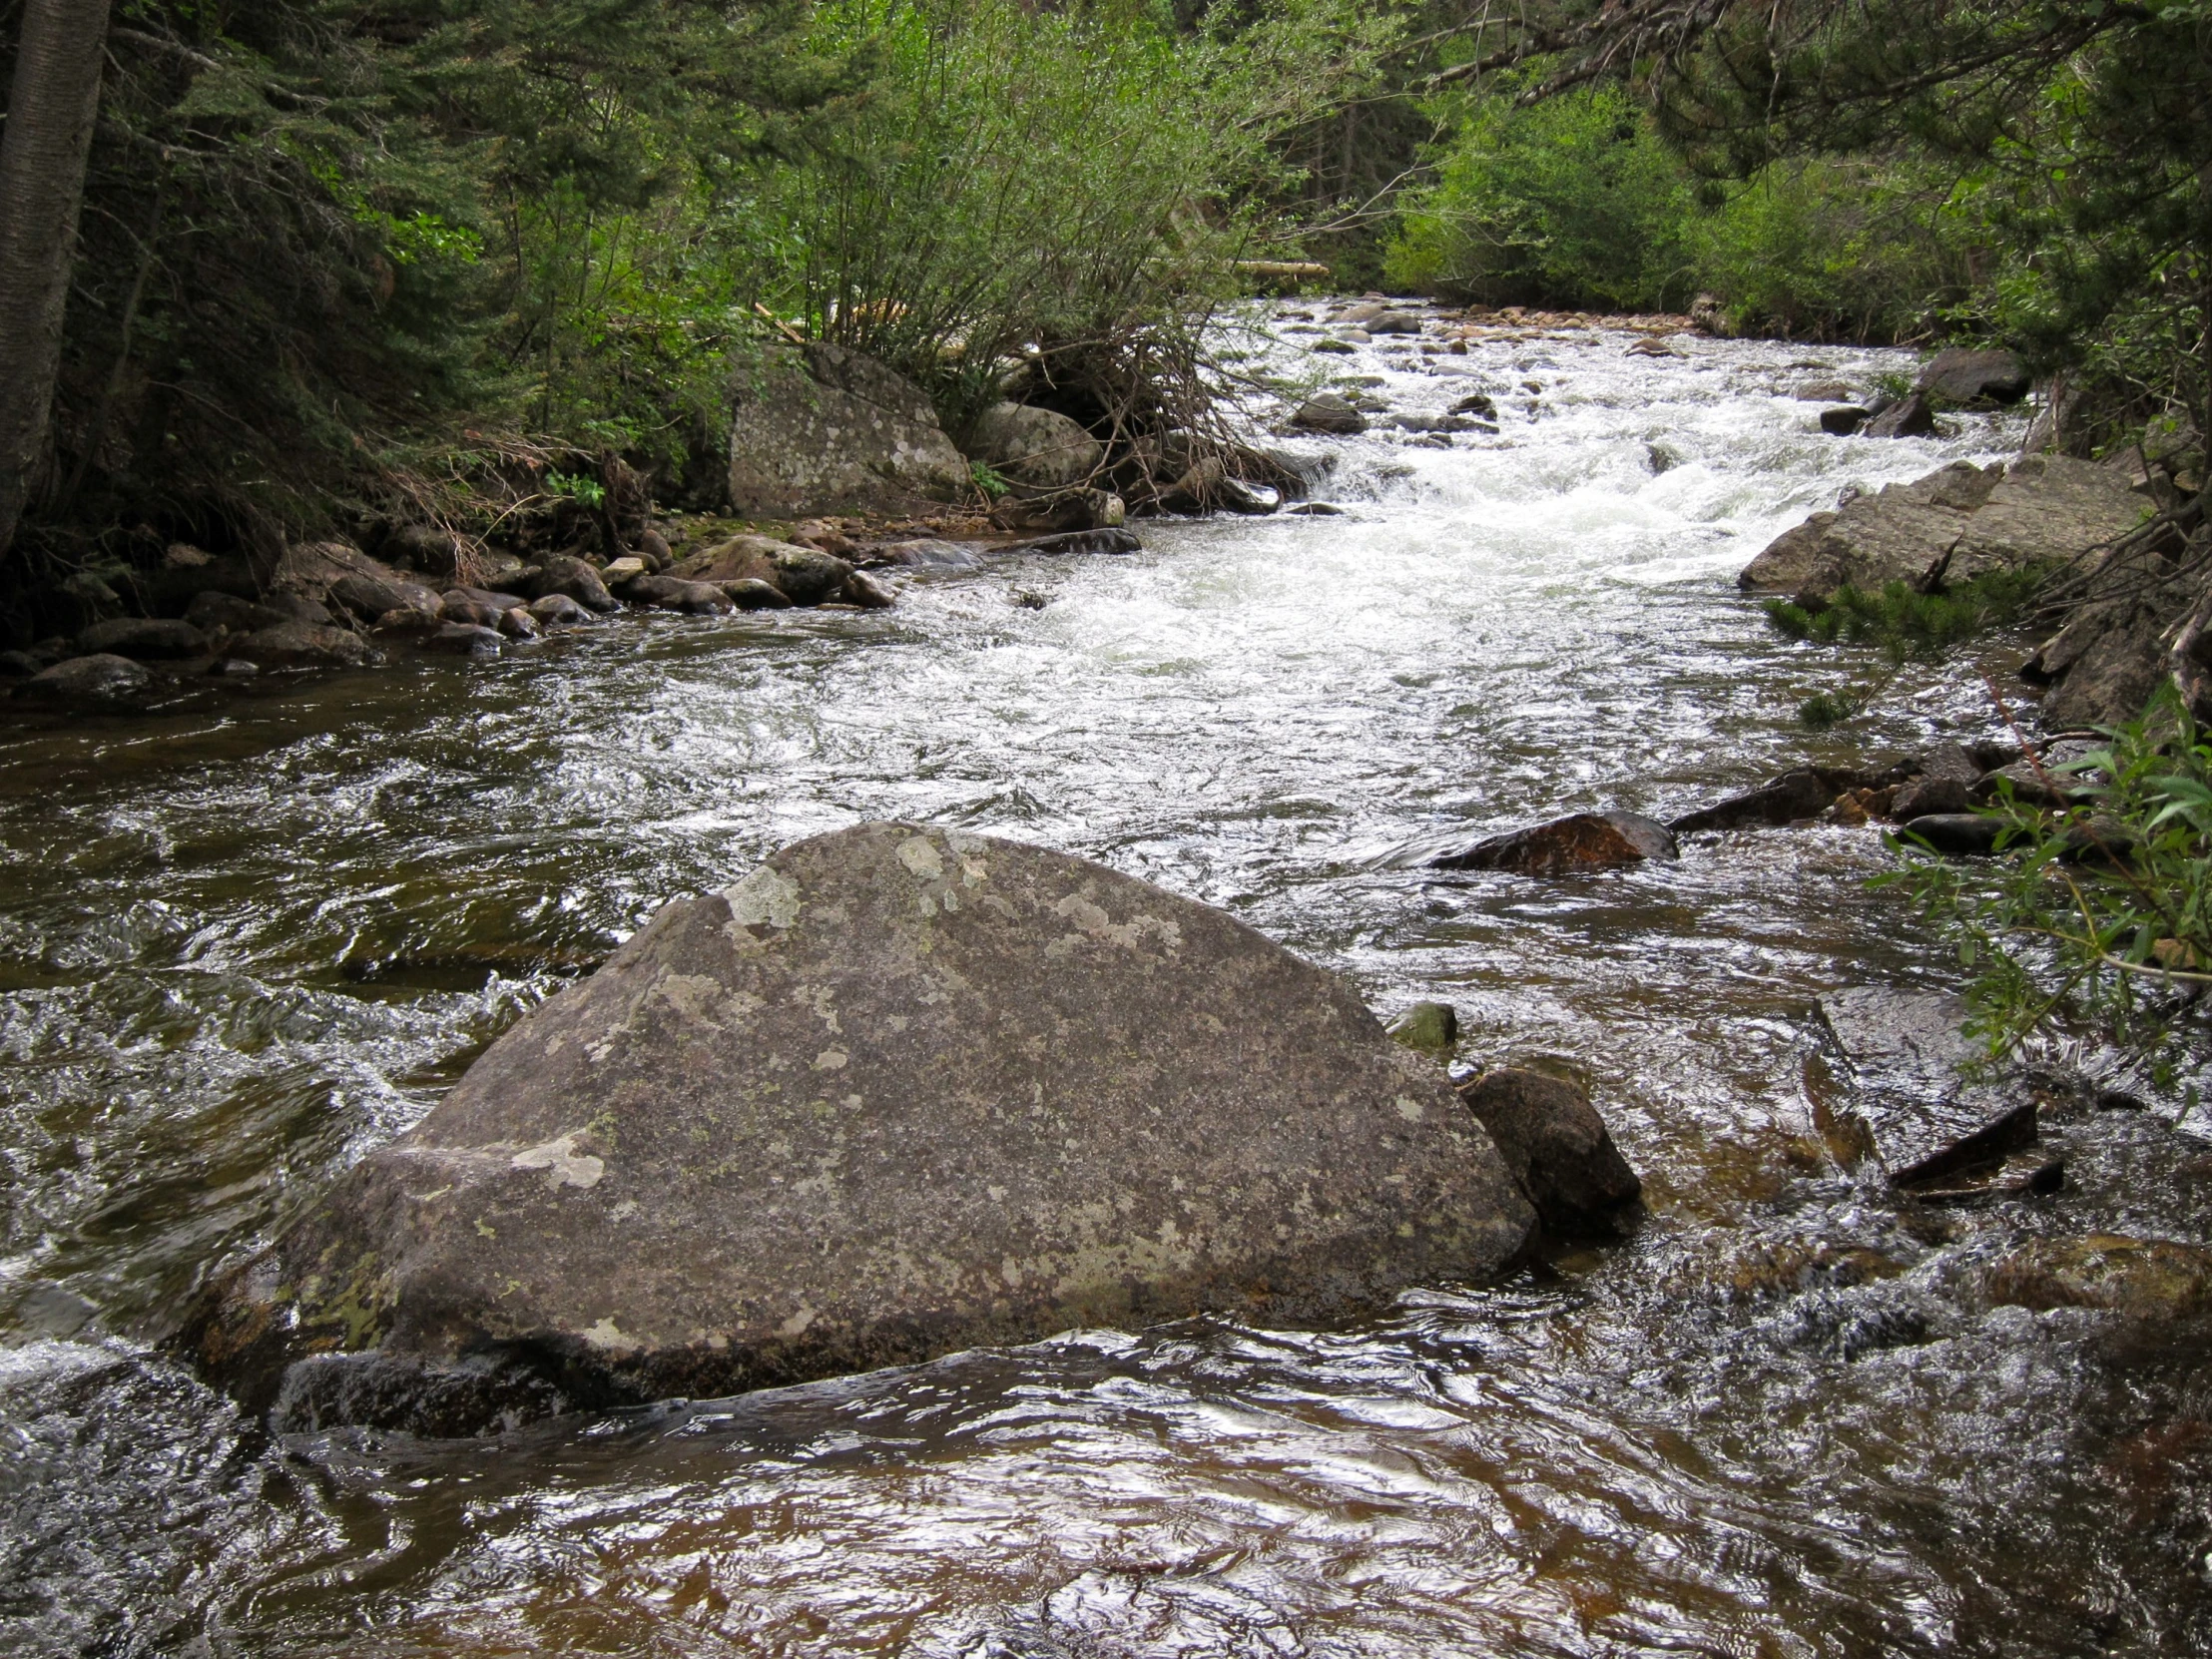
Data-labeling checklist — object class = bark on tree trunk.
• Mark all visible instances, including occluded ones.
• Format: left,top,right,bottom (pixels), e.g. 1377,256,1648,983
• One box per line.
0,0,116,564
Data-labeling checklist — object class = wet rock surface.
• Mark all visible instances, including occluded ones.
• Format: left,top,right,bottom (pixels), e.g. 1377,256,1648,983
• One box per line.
177,824,1534,1432
16,654,152,708
1816,987,2038,1186
1669,767,1867,832
1433,811,1679,874
1915,347,2030,406
675,534,855,606
1385,1001,1458,1061
1455,1068,1642,1238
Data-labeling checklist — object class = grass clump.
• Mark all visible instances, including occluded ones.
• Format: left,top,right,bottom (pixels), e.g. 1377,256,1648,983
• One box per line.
1764,567,2053,663
1798,688,1873,730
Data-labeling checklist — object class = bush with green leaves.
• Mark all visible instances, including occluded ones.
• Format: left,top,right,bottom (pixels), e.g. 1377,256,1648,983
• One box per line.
1384,81,1696,311
1883,690,2212,1080
745,0,1391,434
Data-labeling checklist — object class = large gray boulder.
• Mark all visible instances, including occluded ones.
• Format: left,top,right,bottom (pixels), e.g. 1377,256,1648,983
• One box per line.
177,825,1533,1433
1740,455,2142,605
1738,461,1998,603
966,401,1104,490
728,341,970,515
1934,453,2148,586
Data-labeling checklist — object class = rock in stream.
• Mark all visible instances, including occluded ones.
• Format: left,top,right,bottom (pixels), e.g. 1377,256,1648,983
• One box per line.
176,824,1534,1434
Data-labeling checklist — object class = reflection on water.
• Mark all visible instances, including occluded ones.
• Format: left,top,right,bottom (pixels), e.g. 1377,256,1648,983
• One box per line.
6,317,2211,1656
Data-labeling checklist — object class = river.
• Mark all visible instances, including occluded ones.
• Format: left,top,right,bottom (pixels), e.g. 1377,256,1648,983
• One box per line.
6,313,2211,1656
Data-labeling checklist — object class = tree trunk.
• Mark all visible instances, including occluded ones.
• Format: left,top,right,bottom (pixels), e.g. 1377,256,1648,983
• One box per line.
0,0,115,563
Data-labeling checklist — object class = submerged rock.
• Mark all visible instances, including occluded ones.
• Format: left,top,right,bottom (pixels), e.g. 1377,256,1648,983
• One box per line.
1432,811,1678,874
1897,814,2004,856
1385,1001,1458,1061
1669,768,1866,832
1000,527,1142,556
176,824,1533,1433
1984,1235,2212,1318
1456,1068,1641,1238
1816,987,2037,1186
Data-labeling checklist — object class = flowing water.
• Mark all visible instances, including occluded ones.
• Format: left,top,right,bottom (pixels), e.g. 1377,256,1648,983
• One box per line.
7,313,2212,1657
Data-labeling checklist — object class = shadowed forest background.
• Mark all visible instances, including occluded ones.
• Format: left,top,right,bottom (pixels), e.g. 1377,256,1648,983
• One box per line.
0,0,2208,615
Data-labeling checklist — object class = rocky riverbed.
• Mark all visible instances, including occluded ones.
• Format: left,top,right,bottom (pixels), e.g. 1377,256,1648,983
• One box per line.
5,304,2212,1657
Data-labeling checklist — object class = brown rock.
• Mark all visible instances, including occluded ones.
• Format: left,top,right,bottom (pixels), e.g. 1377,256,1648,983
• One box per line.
524,554,618,614
1431,811,1678,874
14,653,152,708
234,622,379,669
176,825,1535,1433
1456,1069,1641,1238
1984,1235,2212,1318
1669,768,1867,832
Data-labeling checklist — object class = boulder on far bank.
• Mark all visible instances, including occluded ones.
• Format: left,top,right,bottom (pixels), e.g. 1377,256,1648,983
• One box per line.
965,402,1104,491
1916,346,2030,406
728,340,970,516
175,825,1535,1434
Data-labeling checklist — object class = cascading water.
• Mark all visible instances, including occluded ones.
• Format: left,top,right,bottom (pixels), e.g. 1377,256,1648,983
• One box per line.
5,311,2209,1657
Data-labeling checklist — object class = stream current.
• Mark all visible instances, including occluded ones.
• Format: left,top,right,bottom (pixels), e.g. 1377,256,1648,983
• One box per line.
6,315,2212,1656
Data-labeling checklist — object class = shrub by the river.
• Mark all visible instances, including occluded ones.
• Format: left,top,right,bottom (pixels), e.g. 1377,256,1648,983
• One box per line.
1884,690,2212,1084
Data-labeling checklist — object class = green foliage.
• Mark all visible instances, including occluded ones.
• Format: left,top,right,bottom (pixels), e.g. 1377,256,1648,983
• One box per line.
1384,81,1695,311
968,461,1009,500
1882,691,2212,1072
1385,77,1977,335
748,0,1387,427
1764,567,2054,662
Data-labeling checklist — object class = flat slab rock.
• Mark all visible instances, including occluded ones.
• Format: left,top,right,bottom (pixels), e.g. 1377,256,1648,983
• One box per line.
1815,986,2036,1186
1431,811,1677,874
178,824,1533,1433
